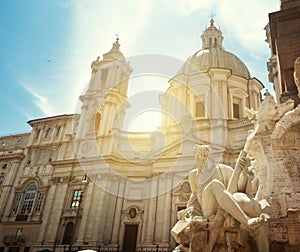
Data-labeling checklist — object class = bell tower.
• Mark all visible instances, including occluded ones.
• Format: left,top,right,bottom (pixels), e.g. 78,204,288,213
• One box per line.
76,38,132,141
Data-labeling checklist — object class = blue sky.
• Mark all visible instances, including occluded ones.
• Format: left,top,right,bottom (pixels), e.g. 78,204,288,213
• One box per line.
0,0,279,135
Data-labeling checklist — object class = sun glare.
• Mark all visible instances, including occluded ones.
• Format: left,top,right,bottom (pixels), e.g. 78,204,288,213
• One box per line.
124,75,169,132
127,110,163,132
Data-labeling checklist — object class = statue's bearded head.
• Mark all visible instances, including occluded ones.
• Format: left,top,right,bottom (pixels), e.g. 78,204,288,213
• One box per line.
193,145,211,171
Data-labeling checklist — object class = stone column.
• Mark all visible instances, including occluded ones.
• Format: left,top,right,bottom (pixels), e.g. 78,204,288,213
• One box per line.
114,66,122,88
79,105,89,139
100,105,111,136
94,70,102,90
221,80,228,117
106,67,115,88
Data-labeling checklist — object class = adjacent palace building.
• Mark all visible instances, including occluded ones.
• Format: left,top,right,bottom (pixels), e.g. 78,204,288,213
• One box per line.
1,1,300,251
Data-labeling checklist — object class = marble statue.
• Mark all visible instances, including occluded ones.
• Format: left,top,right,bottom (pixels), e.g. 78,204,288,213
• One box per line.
294,57,300,97
171,145,269,252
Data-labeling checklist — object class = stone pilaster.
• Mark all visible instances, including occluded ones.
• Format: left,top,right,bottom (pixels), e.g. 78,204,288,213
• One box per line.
44,182,68,243
162,176,172,244
111,178,126,244
144,178,158,244
36,183,58,244
76,182,94,243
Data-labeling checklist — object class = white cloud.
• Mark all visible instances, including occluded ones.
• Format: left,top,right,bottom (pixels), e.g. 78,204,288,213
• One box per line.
17,79,53,116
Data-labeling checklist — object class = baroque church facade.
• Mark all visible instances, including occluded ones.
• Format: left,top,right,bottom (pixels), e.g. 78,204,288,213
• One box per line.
0,2,300,251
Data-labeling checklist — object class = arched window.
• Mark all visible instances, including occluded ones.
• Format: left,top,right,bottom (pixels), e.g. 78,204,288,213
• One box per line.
44,128,53,138
12,183,46,221
56,126,62,137
233,103,240,118
62,222,74,244
94,113,101,135
35,129,41,140
20,184,37,214
88,113,101,136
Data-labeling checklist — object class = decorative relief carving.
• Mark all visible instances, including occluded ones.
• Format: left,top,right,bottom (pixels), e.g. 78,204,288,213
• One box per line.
272,105,300,140
229,87,248,99
285,160,299,176
182,181,191,193
129,207,137,219
78,140,98,157
123,206,143,221
51,176,72,185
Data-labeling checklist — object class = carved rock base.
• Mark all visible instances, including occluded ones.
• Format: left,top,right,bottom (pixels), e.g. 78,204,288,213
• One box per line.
188,217,258,252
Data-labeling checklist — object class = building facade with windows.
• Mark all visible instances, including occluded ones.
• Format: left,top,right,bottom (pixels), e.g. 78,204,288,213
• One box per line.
0,19,273,252
265,0,300,105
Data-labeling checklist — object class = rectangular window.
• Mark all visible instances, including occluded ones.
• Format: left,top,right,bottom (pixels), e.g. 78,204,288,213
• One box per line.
233,103,240,118
34,192,44,212
195,101,205,117
20,191,36,214
49,149,56,162
12,193,22,214
28,151,35,164
71,190,82,209
37,150,46,164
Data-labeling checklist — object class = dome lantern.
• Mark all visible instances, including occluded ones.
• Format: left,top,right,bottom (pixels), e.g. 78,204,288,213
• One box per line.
201,18,224,49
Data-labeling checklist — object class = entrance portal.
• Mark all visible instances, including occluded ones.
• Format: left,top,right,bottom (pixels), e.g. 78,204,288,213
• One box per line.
122,224,138,252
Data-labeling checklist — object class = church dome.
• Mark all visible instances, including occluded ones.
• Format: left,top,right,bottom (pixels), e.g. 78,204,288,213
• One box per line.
180,19,250,79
